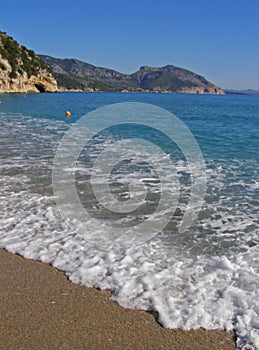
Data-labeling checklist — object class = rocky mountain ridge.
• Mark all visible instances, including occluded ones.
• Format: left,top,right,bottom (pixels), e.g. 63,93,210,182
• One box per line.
39,55,224,94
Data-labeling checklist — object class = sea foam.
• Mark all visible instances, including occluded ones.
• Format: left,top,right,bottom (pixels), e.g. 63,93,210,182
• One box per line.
0,106,258,349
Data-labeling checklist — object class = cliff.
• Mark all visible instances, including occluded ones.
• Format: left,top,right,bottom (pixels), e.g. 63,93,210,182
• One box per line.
39,55,224,94
0,31,57,93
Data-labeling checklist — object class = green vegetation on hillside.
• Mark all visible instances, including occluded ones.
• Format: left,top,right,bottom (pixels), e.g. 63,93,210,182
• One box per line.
54,72,117,91
0,31,51,79
140,71,198,91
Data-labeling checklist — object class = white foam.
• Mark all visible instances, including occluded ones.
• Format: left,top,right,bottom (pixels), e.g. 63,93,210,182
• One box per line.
249,182,259,190
0,113,259,348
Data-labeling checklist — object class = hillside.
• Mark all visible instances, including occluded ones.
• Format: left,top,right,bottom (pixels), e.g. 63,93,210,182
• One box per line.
0,31,57,93
39,55,128,91
130,65,224,93
39,54,224,94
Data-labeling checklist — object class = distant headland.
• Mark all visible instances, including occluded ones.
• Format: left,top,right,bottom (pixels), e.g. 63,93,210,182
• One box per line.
0,30,224,94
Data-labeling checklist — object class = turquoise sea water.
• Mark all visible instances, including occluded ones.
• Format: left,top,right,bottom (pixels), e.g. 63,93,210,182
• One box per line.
0,92,258,348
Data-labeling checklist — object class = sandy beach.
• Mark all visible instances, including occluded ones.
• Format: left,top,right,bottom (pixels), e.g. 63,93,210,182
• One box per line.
0,248,236,350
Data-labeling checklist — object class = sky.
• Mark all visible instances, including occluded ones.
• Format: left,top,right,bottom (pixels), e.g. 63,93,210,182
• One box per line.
1,0,259,89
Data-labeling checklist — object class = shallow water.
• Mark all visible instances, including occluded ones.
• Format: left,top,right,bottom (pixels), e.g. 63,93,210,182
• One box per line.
0,92,258,348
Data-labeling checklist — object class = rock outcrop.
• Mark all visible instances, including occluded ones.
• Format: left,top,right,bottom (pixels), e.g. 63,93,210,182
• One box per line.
0,31,57,93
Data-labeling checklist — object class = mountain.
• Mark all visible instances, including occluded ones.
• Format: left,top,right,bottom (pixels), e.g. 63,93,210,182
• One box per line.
0,31,57,93
39,55,123,92
39,55,224,94
0,29,224,95
130,65,224,94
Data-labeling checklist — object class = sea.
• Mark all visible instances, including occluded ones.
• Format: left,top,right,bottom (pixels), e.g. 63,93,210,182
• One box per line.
0,92,258,349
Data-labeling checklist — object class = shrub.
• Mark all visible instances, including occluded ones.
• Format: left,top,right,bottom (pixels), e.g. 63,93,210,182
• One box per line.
0,61,6,70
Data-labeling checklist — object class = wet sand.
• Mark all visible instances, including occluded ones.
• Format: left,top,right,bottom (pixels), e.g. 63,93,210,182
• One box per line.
0,248,236,349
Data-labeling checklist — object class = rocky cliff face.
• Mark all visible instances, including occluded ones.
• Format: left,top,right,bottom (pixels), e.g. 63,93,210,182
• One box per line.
39,55,224,94
0,31,57,93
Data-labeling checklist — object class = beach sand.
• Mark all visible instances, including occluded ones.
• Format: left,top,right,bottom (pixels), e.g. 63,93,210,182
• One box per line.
0,248,236,350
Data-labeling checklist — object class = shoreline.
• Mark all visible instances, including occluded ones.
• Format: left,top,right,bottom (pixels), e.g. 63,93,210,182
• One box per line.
0,89,227,94
0,248,236,349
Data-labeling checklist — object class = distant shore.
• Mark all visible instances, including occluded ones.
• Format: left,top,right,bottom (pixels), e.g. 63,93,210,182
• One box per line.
0,248,236,350
2,88,258,94
0,89,227,94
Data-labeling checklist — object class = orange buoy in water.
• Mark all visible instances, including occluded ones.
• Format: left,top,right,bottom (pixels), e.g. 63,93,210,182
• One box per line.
65,111,71,117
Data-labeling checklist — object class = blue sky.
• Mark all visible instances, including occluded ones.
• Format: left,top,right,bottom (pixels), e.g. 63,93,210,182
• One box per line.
1,0,259,89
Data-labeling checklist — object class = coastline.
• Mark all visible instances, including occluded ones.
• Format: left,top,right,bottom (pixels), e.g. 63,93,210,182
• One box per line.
0,89,226,94
0,248,236,350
